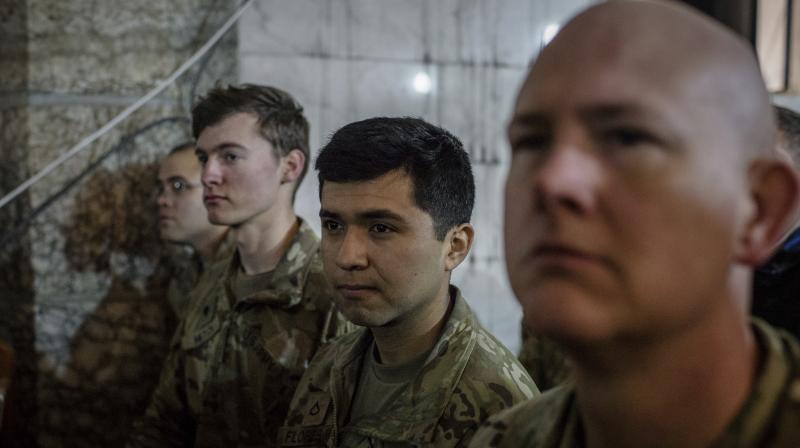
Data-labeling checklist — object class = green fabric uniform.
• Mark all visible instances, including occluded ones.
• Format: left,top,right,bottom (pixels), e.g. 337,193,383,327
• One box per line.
278,286,539,448
129,219,353,447
469,319,800,447
517,327,571,392
166,231,236,321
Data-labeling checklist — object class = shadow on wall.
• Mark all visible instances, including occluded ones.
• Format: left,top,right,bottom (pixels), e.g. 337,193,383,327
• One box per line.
35,163,177,447
0,204,36,447
0,106,37,445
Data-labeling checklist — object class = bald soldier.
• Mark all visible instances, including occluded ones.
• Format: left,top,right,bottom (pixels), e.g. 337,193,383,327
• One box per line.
470,2,800,447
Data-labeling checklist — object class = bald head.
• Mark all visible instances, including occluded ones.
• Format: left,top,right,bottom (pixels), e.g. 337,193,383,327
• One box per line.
504,0,800,344
524,0,774,162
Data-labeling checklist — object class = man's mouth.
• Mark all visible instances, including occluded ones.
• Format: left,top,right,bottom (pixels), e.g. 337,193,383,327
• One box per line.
335,284,378,298
530,242,604,268
204,194,225,205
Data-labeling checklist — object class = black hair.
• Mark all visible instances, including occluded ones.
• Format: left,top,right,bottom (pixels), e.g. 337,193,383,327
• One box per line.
191,84,310,195
316,117,474,240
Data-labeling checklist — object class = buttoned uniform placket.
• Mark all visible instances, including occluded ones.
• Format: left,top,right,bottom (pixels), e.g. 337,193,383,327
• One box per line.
328,347,365,448
198,279,236,423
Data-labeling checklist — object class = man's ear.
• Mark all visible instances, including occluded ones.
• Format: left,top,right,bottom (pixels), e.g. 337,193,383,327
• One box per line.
736,160,800,265
444,223,475,272
280,149,306,184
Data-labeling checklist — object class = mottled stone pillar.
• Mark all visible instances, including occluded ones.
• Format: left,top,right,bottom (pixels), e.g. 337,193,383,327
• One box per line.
0,1,238,446
1,1,37,445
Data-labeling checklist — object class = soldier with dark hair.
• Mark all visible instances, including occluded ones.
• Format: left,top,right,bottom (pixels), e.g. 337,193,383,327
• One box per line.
130,84,351,447
471,2,800,447
278,117,538,448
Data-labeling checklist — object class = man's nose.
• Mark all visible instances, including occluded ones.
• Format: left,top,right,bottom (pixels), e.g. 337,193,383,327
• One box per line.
533,136,601,216
201,158,222,187
334,229,369,271
156,189,169,207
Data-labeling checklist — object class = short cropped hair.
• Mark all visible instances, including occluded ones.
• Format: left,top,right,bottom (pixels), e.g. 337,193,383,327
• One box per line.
776,105,800,168
191,84,310,193
316,117,474,240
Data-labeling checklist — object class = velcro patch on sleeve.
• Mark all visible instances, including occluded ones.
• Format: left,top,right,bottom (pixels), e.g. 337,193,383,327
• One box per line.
277,425,334,447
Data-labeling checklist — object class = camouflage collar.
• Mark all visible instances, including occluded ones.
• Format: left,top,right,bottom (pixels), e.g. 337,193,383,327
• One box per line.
711,318,797,447
221,218,321,308
206,229,236,266
546,319,799,448
332,286,478,444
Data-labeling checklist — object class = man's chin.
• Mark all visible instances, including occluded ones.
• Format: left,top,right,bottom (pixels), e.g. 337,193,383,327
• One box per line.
336,305,390,329
162,238,191,248
207,213,234,226
159,232,182,244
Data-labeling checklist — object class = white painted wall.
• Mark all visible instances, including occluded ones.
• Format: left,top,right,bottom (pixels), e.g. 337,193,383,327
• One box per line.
238,0,597,353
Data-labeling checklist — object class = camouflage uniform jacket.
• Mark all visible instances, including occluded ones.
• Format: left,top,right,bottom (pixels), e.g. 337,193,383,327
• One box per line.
130,219,352,447
518,327,571,392
166,230,236,321
279,286,539,448
469,319,800,447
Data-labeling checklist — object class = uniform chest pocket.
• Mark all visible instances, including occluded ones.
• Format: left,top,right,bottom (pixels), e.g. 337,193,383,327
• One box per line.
181,305,223,350
237,312,317,372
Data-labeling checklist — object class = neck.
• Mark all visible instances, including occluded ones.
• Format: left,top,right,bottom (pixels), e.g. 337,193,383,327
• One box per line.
194,227,229,262
573,296,757,448
371,282,453,366
235,205,298,275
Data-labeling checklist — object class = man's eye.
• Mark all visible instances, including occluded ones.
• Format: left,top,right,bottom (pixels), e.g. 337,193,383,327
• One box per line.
323,220,341,232
196,153,208,165
602,128,655,148
171,180,187,193
512,135,550,152
370,224,392,234
224,152,238,162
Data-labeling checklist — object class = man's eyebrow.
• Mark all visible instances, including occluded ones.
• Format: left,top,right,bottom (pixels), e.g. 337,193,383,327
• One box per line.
319,209,339,219
577,103,656,123
507,112,550,140
358,209,405,222
511,103,656,125
319,208,406,223
166,175,187,183
195,142,247,153
509,111,548,128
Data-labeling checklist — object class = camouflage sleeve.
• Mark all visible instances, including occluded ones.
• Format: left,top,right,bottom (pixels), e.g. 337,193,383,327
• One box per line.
467,417,510,448
453,427,478,448
126,324,193,447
